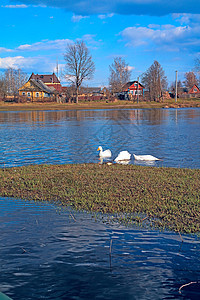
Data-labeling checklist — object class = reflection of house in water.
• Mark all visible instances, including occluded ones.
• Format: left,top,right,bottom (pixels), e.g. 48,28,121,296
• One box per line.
129,109,170,125
1,108,187,126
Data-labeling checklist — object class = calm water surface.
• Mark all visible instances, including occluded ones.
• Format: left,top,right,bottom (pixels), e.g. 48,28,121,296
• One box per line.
0,197,200,300
0,108,200,168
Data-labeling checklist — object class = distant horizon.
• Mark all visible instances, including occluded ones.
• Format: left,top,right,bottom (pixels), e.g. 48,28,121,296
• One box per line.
1,0,200,87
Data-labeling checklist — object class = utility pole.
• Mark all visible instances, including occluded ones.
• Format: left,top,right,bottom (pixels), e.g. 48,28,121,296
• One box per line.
137,76,139,103
56,58,59,79
175,70,178,102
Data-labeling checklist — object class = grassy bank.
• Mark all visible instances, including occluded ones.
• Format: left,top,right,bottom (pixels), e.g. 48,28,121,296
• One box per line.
0,98,200,111
0,163,199,234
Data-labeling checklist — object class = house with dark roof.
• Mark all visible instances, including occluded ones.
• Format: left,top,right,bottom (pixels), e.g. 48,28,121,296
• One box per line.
79,87,101,96
18,78,57,102
29,73,62,92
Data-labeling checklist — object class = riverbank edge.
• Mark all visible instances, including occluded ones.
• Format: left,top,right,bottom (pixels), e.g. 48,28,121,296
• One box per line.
0,163,199,235
0,98,200,111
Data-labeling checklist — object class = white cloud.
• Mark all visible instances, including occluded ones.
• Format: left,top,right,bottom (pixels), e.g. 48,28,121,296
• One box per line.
82,34,102,49
2,4,28,8
120,23,200,51
127,66,135,71
17,39,72,52
71,14,89,22
0,56,36,69
0,55,63,73
98,13,114,19
0,36,98,57
173,13,200,25
0,47,13,53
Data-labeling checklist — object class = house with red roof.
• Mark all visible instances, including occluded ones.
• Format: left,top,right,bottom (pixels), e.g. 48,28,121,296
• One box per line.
119,81,145,100
188,84,200,95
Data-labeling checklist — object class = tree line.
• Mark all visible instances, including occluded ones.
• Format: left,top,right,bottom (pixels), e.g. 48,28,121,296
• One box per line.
1,39,200,102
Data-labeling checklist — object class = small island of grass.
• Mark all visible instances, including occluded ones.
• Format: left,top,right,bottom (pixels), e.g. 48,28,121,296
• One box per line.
0,163,199,235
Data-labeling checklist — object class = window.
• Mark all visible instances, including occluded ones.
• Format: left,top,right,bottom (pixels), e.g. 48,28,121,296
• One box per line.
22,92,26,96
135,90,142,95
36,92,39,97
194,88,197,92
44,93,50,97
27,92,31,97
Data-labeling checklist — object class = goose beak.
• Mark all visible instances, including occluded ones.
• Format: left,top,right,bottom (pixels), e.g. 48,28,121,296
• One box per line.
97,147,100,151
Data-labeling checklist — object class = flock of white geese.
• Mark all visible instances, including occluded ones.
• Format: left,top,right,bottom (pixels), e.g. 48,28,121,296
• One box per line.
97,146,160,163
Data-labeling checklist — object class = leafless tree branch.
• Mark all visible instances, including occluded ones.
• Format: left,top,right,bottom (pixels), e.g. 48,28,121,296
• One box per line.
64,40,95,103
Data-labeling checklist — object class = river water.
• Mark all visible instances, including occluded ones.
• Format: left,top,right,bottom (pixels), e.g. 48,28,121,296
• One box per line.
1,198,200,300
0,108,200,299
0,108,200,168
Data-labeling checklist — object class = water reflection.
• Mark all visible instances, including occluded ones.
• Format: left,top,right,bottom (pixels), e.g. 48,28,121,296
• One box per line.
0,197,200,300
0,109,169,124
0,108,200,169
0,108,200,125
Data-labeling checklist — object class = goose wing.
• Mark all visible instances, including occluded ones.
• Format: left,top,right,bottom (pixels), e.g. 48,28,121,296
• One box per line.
115,151,131,161
133,154,159,161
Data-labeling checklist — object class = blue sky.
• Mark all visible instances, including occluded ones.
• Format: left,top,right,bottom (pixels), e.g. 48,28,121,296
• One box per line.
1,0,200,87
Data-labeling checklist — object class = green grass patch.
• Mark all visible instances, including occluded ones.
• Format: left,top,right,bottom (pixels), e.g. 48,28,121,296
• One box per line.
0,98,200,111
0,163,199,234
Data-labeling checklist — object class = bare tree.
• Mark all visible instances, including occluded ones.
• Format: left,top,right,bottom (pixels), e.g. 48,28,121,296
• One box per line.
4,68,28,96
109,57,131,93
183,71,198,89
0,74,7,99
141,60,167,102
64,40,95,103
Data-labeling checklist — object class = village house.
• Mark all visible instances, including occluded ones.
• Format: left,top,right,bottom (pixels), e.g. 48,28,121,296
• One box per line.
29,73,62,93
118,81,145,100
79,87,101,96
188,84,200,95
18,73,63,102
170,84,200,99
18,78,57,102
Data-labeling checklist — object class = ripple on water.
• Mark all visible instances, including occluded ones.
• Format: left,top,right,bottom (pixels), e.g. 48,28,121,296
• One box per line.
0,108,200,169
0,197,200,299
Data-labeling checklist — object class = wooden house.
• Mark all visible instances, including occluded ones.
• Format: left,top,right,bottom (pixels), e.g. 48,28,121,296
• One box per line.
119,81,145,100
101,87,110,97
188,84,200,94
18,79,57,102
80,87,101,96
29,73,62,93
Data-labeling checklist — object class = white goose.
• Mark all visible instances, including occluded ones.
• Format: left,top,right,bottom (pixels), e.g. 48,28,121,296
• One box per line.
97,146,112,158
133,154,160,161
115,151,131,162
